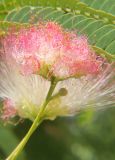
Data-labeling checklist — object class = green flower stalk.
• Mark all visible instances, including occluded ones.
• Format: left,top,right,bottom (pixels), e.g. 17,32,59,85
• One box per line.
6,78,57,160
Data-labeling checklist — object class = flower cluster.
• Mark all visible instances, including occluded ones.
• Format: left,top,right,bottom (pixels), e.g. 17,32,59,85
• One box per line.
3,22,101,78
0,21,114,122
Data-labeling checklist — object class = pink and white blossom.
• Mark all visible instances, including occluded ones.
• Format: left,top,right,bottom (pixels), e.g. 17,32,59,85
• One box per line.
0,21,114,121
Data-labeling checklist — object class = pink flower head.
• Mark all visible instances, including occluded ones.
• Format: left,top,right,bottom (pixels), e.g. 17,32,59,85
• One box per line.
1,99,17,121
2,21,102,78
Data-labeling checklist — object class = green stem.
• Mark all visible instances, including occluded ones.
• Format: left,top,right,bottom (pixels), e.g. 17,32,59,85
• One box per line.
6,78,57,160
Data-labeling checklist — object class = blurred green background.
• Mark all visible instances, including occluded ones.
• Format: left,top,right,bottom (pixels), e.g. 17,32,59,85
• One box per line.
0,108,115,160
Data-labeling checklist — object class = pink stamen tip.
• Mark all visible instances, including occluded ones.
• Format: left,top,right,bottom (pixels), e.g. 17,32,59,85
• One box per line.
1,99,17,120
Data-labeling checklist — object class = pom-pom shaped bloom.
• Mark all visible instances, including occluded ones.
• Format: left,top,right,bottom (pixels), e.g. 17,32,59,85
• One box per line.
2,22,101,78
0,21,114,121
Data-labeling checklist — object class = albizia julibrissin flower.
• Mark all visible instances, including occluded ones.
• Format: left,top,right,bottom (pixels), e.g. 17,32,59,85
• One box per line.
0,21,115,121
